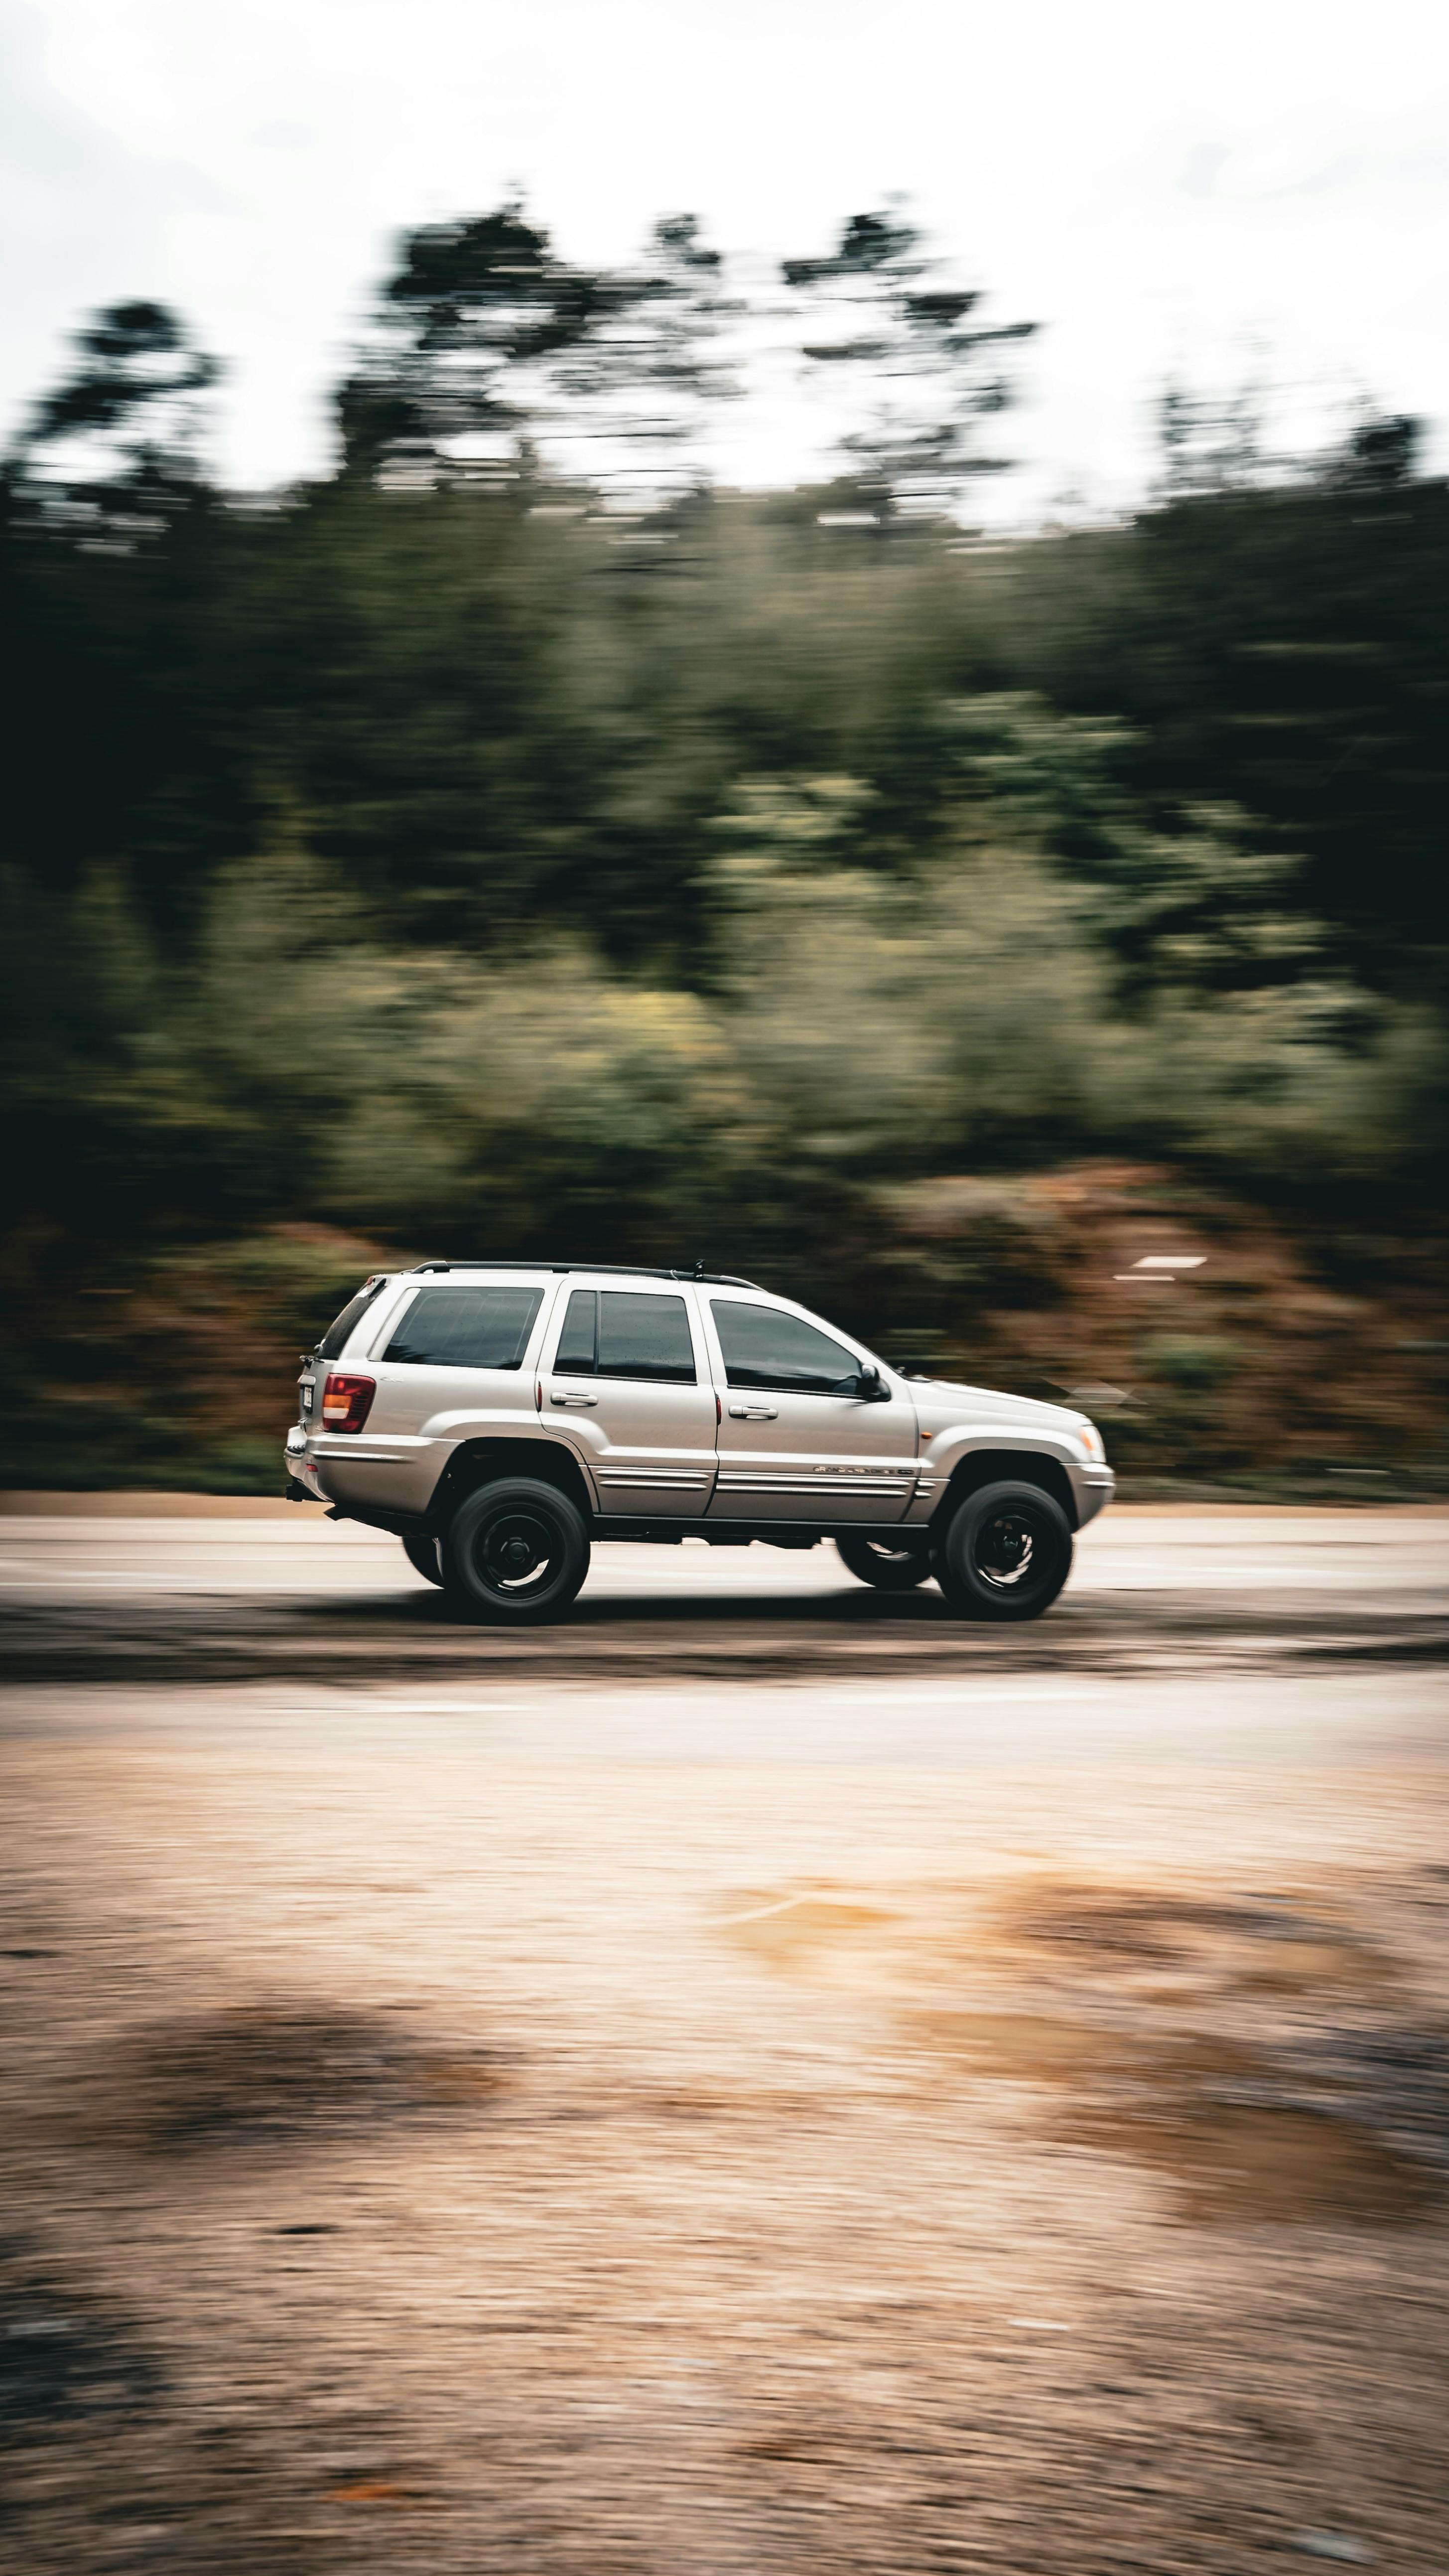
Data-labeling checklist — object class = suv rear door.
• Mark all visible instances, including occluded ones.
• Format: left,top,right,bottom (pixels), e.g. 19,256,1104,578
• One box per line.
540,1281,717,1514
702,1293,918,1523
364,1276,554,1448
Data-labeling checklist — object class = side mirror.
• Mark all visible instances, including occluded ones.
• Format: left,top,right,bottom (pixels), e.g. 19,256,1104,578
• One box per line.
857,1362,891,1403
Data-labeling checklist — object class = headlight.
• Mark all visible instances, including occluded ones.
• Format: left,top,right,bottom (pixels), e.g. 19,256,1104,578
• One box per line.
1078,1421,1106,1465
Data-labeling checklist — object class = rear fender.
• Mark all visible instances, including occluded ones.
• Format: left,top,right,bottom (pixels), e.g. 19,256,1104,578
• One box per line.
426,1436,595,1530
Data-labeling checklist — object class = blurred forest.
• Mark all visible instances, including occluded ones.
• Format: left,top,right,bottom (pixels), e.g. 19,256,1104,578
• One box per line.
1,209,1446,1493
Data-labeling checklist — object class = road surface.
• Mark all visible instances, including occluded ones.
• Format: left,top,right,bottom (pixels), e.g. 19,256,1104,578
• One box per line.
2,1506,1448,2574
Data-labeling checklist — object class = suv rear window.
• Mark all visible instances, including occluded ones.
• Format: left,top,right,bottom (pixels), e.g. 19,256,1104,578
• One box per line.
710,1299,860,1396
554,1288,696,1384
384,1286,543,1371
315,1276,391,1361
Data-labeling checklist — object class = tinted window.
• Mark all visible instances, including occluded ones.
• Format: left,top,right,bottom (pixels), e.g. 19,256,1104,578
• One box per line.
711,1299,861,1396
554,1288,696,1384
316,1276,391,1360
384,1285,543,1370
600,1291,695,1382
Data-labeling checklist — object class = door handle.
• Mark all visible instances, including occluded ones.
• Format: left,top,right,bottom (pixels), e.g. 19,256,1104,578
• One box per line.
550,1391,598,1407
728,1402,778,1420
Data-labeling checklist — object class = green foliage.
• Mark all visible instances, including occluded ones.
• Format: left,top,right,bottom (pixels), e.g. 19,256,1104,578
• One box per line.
1,242,1447,1487
987,475,1449,968
1141,1333,1243,1391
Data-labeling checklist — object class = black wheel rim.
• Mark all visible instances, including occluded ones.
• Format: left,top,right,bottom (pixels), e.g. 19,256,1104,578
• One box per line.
972,1507,1049,1594
474,1506,564,1601
865,1543,919,1568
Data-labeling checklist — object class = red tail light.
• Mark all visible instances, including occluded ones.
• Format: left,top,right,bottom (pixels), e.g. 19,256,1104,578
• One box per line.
320,1371,375,1433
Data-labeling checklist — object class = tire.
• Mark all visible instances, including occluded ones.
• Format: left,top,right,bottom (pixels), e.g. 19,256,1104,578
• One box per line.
441,1478,590,1625
934,1479,1073,1622
401,1533,445,1587
835,1532,933,1591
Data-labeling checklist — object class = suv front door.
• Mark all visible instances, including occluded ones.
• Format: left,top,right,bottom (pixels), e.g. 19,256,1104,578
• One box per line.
541,1283,717,1515
702,1295,918,1524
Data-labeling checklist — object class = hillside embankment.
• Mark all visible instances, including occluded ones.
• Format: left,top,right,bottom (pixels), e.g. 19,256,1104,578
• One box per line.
3,1165,1444,1499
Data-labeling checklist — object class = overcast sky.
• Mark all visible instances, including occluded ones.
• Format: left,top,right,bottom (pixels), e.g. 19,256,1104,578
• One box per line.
3,0,1446,515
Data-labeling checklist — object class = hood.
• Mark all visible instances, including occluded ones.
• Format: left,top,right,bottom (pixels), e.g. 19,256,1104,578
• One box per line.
903,1376,1089,1441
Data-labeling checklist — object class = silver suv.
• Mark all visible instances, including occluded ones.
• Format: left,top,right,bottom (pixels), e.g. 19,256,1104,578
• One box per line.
285,1262,1113,1623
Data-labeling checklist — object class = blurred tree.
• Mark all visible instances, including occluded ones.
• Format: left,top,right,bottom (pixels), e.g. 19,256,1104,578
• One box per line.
781,205,1036,516
991,456,1449,975
1330,411,1422,491
335,203,653,484
1155,376,1265,498
934,693,1333,1004
0,301,255,931
549,215,741,499
7,299,219,523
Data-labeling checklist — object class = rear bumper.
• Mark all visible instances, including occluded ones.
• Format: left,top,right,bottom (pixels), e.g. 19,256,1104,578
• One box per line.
283,1425,448,1514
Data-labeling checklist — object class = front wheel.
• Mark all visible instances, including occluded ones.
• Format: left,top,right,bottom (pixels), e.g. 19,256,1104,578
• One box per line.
441,1478,590,1625
835,1533,933,1591
934,1480,1073,1622
402,1533,445,1587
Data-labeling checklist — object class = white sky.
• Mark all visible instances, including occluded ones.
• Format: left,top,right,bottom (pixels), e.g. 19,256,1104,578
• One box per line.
3,0,1447,516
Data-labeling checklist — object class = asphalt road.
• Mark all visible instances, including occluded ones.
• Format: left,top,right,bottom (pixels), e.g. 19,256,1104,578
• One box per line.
3,1507,1449,2575
1,1505,1446,1741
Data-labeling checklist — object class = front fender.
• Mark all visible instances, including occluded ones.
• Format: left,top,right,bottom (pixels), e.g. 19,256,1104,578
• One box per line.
905,1423,1097,1530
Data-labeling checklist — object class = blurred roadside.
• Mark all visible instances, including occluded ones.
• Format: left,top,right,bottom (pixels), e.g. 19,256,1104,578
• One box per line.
3,214,1446,1507
2,1168,1443,1501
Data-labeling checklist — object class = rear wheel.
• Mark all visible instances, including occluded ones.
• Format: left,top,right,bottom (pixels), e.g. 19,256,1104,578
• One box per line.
442,1478,590,1625
402,1533,445,1587
834,1533,933,1591
934,1480,1073,1622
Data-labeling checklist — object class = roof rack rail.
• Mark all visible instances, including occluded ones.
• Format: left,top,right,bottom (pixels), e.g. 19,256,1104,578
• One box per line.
406,1259,763,1289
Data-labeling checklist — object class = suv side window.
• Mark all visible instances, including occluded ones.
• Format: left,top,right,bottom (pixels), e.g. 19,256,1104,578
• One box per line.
710,1299,861,1396
384,1285,543,1370
554,1288,696,1384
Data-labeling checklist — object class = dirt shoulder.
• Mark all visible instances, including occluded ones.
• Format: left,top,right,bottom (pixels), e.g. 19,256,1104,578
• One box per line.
2,1730,1448,2576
